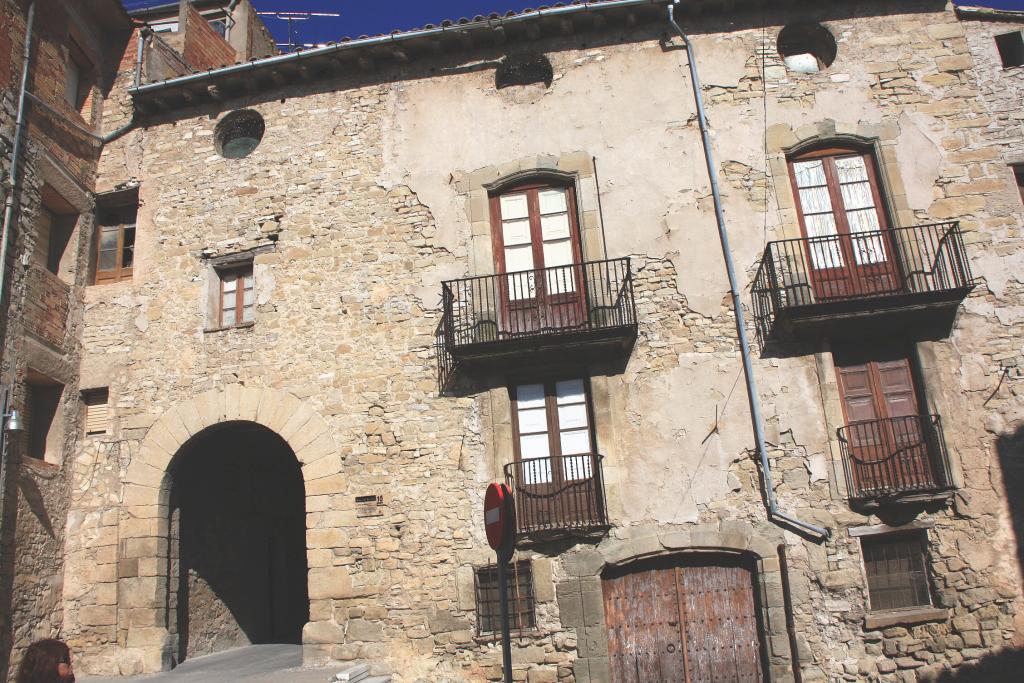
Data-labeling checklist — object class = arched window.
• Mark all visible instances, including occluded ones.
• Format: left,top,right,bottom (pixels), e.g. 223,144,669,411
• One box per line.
788,144,896,299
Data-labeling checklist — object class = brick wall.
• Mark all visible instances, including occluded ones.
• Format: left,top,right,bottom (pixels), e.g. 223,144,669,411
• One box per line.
24,266,69,348
182,2,236,72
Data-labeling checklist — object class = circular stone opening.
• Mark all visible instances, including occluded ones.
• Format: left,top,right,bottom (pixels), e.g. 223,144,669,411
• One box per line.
215,109,265,159
778,23,837,74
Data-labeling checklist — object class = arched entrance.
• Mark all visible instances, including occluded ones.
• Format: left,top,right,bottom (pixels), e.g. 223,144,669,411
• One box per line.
167,421,309,663
601,553,769,683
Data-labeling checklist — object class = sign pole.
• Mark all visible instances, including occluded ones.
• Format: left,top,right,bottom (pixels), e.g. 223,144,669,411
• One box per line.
497,544,513,683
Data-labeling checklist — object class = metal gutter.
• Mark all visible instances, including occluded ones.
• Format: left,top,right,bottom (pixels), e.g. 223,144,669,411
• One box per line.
128,0,668,97
667,1,829,541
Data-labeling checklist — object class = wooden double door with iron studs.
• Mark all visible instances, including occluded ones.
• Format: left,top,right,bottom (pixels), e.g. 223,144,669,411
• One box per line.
602,555,768,683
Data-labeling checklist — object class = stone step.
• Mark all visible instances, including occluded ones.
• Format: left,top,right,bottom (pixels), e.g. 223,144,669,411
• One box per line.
331,664,391,683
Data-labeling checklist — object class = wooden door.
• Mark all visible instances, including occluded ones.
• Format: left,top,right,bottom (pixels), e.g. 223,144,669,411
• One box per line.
511,379,599,531
603,556,766,683
491,183,586,335
835,348,935,494
790,149,899,301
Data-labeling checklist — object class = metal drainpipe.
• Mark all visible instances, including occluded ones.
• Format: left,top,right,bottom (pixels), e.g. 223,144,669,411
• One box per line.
99,26,151,145
668,2,829,540
224,0,240,44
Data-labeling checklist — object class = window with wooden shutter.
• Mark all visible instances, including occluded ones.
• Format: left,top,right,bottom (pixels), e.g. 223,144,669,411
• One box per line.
862,532,933,611
83,389,109,436
474,560,536,634
219,266,255,328
834,347,923,424
94,204,136,284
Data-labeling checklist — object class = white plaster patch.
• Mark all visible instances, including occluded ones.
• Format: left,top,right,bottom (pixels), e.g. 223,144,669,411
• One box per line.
895,111,944,212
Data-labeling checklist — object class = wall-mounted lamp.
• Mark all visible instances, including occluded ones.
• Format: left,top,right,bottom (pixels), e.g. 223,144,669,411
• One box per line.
4,409,23,433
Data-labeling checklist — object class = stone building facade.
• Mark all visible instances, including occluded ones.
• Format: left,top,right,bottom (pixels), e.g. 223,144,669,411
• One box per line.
2,0,1023,681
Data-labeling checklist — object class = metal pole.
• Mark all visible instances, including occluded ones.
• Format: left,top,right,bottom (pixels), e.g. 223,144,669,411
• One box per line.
497,545,513,683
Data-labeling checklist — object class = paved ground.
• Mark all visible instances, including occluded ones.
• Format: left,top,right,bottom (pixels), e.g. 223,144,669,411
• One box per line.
79,644,340,683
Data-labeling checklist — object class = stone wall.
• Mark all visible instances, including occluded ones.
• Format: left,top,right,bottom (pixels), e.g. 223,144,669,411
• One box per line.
50,1,1024,682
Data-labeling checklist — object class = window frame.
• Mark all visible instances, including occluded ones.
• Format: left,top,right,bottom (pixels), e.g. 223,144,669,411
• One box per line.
509,376,597,471
473,560,537,635
860,530,934,612
832,344,928,427
1012,164,1024,206
217,264,255,329
488,178,585,277
65,40,93,113
93,204,137,285
995,30,1024,69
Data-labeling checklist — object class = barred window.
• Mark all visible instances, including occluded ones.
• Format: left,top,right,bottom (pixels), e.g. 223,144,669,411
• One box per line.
862,532,933,611
474,561,536,634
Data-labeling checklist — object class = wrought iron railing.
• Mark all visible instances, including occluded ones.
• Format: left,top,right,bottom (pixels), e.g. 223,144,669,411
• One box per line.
504,453,608,539
441,257,636,349
837,414,953,502
752,222,973,342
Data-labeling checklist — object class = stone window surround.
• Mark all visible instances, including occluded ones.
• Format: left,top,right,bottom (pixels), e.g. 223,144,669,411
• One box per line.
556,522,792,683
201,245,273,332
766,120,963,503
849,521,950,630
459,152,606,279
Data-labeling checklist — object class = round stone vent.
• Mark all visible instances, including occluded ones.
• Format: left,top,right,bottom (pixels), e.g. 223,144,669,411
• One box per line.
777,23,837,74
215,109,265,159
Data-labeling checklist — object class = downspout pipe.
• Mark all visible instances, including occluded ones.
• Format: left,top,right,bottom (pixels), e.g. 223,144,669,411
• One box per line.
668,2,829,541
0,1,36,313
100,26,151,145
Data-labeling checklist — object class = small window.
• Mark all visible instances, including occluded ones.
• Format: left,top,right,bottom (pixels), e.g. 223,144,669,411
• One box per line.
215,110,265,159
208,18,227,38
25,373,64,461
65,42,91,112
1013,164,1024,205
83,389,109,436
151,21,178,34
995,31,1024,69
94,204,136,284
219,266,255,328
862,532,933,611
474,561,536,634
778,23,837,74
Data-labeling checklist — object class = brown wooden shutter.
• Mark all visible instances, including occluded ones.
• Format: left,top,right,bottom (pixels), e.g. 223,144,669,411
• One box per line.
834,349,921,424
875,359,917,419
84,389,109,435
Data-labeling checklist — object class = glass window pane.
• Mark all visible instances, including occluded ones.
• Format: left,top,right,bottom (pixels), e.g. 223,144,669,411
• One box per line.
500,193,529,220
835,156,869,183
519,433,550,459
555,379,585,404
560,429,590,455
98,249,116,270
557,403,588,430
545,264,576,294
504,244,534,273
122,227,135,269
517,406,548,434
222,308,236,326
538,188,567,214
99,227,119,251
243,288,254,306
243,274,254,289
542,238,573,268
541,213,570,241
798,186,833,214
241,305,255,322
793,160,826,188
563,455,593,480
502,218,532,247
222,276,237,293
521,457,552,484
840,181,875,211
516,384,545,409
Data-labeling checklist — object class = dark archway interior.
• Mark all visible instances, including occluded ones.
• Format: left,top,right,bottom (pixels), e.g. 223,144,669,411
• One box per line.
168,422,309,663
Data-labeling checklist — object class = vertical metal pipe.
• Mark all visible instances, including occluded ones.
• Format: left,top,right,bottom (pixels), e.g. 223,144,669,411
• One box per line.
668,3,828,540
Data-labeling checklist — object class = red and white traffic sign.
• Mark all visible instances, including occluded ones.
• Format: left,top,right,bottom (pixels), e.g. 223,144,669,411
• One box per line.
484,482,515,551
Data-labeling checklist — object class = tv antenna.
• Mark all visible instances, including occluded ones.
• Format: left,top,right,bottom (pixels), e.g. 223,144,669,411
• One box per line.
257,11,341,51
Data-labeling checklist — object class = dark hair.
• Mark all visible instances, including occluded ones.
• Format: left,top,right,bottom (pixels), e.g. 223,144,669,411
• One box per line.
15,639,72,683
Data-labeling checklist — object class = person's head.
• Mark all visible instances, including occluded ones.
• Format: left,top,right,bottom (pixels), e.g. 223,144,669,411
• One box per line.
15,639,74,683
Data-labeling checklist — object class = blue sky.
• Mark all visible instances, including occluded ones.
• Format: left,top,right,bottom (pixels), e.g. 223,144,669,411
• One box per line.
123,1,1024,48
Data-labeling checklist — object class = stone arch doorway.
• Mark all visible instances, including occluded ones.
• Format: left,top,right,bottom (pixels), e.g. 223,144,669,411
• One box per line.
167,421,309,663
601,552,769,683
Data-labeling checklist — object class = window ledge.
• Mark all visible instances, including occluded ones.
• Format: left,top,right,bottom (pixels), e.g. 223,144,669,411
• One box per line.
864,606,947,630
204,321,256,334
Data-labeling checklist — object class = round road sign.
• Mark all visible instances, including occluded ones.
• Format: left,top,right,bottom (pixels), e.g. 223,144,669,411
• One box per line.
484,482,515,551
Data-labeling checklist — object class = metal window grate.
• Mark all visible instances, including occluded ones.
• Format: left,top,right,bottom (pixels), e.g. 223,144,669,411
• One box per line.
862,532,932,611
474,560,536,635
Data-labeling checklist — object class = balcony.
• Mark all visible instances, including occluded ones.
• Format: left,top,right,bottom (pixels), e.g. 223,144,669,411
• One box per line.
25,266,70,348
504,454,609,543
838,414,954,509
753,222,974,344
437,258,637,390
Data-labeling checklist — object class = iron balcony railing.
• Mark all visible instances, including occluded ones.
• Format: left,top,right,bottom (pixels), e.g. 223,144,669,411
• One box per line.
504,453,608,540
441,257,636,350
752,222,973,342
838,414,954,503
